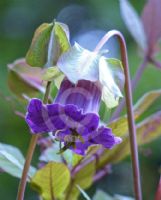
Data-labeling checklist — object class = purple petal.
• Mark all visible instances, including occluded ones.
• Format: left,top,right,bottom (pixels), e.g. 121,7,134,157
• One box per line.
92,126,122,149
26,99,66,133
76,115,99,137
47,104,66,130
56,129,91,155
81,113,99,132
64,105,84,121
26,99,99,135
56,129,72,142
54,79,101,113
26,99,48,133
71,140,91,155
63,104,99,131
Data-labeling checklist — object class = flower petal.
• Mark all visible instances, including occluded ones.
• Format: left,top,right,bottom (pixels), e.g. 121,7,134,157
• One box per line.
92,126,122,149
99,57,124,108
26,99,99,134
57,43,100,84
26,99,66,133
54,79,101,113
71,141,91,155
64,105,99,132
57,129,72,142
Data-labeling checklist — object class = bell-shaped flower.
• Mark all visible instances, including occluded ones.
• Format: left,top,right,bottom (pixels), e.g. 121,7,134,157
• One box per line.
57,43,125,109
26,79,122,155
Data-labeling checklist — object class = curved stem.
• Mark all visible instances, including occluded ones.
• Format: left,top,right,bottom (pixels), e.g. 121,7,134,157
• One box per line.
17,81,51,200
95,30,142,200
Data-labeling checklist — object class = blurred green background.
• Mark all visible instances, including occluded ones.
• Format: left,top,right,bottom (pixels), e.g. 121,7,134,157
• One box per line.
1,0,161,199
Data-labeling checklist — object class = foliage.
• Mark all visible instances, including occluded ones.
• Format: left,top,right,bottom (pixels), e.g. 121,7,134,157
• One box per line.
119,0,147,50
31,162,70,200
0,143,36,179
1,0,161,200
8,58,44,101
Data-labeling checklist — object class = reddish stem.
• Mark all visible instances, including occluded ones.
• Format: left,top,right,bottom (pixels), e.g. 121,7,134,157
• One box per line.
94,30,142,200
17,82,51,200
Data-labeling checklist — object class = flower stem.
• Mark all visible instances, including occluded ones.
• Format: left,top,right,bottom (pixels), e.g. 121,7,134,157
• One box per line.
17,81,51,200
95,30,142,200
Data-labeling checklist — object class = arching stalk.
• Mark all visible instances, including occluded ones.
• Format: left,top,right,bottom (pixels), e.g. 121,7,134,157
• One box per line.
94,30,142,200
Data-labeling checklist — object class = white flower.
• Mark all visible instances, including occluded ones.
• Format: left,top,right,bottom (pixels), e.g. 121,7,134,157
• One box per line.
57,43,125,109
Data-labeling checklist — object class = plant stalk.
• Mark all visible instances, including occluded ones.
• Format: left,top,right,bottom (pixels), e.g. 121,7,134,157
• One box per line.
94,30,142,200
17,81,51,200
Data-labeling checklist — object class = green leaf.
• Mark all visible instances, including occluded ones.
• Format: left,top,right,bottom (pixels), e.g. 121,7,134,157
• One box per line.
57,42,100,84
65,161,95,200
136,110,161,145
109,89,161,137
42,67,64,88
93,190,113,200
119,0,147,50
31,162,70,200
109,116,128,137
134,89,161,117
45,22,70,67
97,110,161,169
99,57,124,108
97,135,130,169
26,22,70,68
73,161,95,188
8,58,44,101
63,150,83,167
26,23,53,67
85,145,101,159
53,23,70,61
54,73,65,88
93,117,130,169
72,153,83,167
88,89,161,173
42,66,62,81
0,143,36,179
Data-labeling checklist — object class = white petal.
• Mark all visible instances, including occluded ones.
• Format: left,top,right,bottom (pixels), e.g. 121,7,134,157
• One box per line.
99,57,124,108
57,42,100,84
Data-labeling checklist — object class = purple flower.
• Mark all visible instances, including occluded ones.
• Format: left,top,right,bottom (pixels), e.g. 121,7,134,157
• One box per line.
26,79,122,155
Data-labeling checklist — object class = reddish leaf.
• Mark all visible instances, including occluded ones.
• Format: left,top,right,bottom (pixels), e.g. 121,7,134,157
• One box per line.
120,0,147,50
142,0,161,55
8,58,45,101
